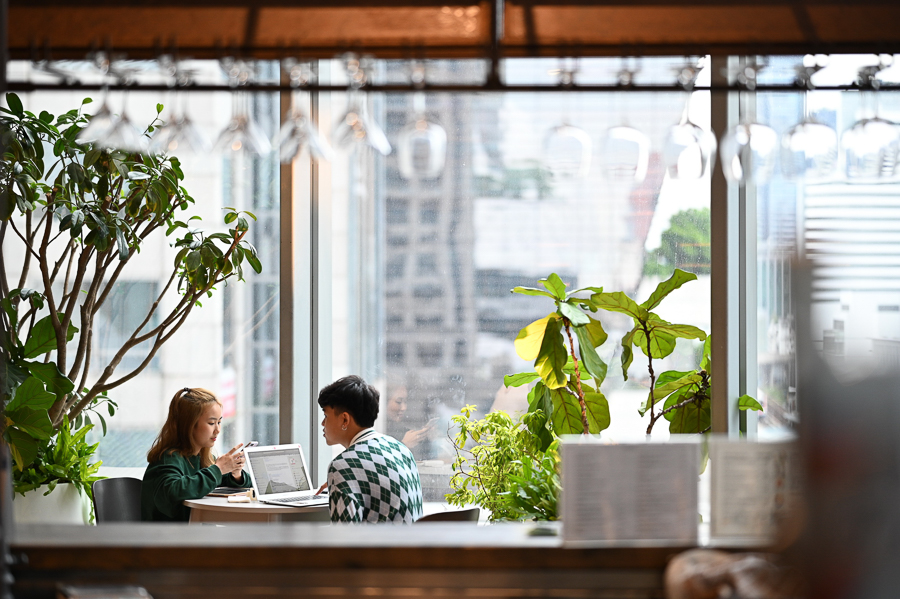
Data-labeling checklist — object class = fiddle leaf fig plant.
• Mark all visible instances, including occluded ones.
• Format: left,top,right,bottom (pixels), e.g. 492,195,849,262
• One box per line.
509,274,610,436
591,269,707,435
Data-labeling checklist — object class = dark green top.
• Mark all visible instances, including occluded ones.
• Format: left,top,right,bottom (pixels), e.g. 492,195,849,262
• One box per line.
141,451,251,522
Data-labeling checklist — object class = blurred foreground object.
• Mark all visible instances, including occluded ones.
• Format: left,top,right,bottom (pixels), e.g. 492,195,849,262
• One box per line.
665,549,803,599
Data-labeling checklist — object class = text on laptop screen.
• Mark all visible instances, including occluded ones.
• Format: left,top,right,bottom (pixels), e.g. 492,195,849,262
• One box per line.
247,449,311,494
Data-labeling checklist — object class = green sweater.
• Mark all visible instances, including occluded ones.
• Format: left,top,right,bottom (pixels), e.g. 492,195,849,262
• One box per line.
141,451,251,522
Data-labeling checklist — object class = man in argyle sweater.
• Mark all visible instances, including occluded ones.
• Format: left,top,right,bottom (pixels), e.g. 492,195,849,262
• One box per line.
317,375,423,523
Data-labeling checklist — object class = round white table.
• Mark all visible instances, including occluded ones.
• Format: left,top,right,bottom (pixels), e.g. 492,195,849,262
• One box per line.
184,497,330,524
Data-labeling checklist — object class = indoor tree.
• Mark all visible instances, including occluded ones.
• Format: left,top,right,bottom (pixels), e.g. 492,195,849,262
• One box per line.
0,93,261,485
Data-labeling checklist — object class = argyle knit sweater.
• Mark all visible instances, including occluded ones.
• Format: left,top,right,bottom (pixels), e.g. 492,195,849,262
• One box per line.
327,430,423,523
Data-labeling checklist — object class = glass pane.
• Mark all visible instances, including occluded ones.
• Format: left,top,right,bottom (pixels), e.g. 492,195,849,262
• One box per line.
3,60,280,468
755,54,900,433
323,58,712,501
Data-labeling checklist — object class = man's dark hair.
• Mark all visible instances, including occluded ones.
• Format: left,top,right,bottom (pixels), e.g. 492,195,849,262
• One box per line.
317,375,379,428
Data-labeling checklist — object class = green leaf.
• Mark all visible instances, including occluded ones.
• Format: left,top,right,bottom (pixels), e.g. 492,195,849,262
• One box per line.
6,376,55,411
246,252,262,274
27,360,74,400
642,269,698,310
583,316,607,348
662,386,694,422
186,250,201,271
591,291,645,321
584,391,611,434
223,212,238,224
559,301,589,326
539,273,567,300
534,317,567,389
514,314,556,362
511,286,556,299
5,428,40,470
648,318,707,342
641,373,702,417
156,103,164,114
504,372,540,388
668,395,711,434
115,227,128,260
549,387,584,435
632,327,677,360
620,327,636,380
6,93,23,116
23,314,77,358
97,412,108,436
574,325,608,384
700,334,712,372
7,407,53,440
737,394,763,411
0,189,13,220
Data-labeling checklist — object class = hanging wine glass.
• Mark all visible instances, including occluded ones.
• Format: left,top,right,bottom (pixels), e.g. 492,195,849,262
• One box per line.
719,60,777,184
398,92,447,179
601,124,650,184
150,63,211,155
663,61,716,179
332,53,392,156
780,58,837,181
85,92,147,154
781,114,837,181
397,63,446,179
215,92,272,156
600,62,650,184
720,121,778,184
843,63,900,182
272,59,332,163
77,99,116,144
542,58,591,180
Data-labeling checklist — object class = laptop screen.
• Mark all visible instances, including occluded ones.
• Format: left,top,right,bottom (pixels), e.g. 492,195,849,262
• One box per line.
246,447,312,495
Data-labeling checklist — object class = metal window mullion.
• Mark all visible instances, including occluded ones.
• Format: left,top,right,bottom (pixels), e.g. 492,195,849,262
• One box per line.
710,55,742,436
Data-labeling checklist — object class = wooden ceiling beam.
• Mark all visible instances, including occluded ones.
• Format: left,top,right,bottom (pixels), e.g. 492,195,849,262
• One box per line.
9,0,900,61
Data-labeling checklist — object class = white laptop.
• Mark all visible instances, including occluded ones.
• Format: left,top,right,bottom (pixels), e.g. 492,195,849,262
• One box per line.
243,444,329,507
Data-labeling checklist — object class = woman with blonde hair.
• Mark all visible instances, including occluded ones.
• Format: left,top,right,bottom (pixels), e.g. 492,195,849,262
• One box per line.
141,387,250,522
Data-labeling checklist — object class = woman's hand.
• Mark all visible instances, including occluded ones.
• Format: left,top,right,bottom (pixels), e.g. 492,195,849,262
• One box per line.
215,443,244,476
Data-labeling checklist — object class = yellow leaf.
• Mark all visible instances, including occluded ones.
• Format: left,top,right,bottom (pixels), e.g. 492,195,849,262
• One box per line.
514,314,558,361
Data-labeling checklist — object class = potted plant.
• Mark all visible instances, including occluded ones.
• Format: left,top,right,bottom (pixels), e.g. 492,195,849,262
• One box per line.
447,406,560,522
0,93,261,521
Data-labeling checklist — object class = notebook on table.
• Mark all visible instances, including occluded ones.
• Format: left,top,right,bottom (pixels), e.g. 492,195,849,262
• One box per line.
243,444,329,508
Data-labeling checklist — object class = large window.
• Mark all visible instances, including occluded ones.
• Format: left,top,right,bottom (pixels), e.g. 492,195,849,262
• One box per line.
321,58,713,497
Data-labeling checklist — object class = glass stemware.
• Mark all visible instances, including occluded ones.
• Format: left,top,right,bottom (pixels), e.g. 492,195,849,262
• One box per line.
272,60,332,164
397,92,447,179
601,124,651,184
781,114,838,181
151,114,211,155
215,93,272,156
150,64,212,155
79,94,148,153
77,100,116,144
842,68,900,182
543,124,592,180
720,121,778,184
332,54,392,156
663,63,716,179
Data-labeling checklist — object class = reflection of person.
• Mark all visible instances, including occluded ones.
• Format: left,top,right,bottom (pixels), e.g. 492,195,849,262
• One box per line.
141,387,250,522
317,375,423,523
385,385,436,449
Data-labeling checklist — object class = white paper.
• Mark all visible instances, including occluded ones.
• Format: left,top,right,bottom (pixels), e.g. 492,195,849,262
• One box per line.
709,437,799,540
561,440,700,544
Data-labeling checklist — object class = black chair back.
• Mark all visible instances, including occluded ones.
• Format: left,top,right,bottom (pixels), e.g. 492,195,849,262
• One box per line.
416,507,480,523
92,477,143,523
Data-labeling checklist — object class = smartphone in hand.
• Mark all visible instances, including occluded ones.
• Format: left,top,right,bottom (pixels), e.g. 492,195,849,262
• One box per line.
244,441,259,448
